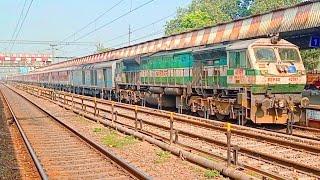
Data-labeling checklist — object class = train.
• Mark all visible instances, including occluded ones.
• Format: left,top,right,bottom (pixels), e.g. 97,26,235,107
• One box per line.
9,37,310,124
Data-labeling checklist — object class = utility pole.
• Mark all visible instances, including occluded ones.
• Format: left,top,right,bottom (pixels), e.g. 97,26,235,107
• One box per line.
128,25,132,45
49,44,57,63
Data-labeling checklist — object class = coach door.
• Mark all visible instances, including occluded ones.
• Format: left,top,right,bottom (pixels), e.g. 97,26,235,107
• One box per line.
103,67,112,89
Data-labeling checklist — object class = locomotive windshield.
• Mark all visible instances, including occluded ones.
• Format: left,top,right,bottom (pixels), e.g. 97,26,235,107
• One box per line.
253,48,276,62
279,48,300,62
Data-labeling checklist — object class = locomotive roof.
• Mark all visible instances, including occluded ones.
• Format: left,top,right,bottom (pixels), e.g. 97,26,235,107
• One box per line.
226,38,297,50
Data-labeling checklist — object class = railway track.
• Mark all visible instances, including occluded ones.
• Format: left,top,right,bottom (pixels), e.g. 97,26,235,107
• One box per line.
253,124,320,141
0,84,150,179
12,83,320,179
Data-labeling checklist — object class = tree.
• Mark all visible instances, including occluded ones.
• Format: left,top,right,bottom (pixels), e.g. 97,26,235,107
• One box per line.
96,43,113,53
164,0,302,36
165,0,241,35
301,49,320,70
250,0,301,15
165,0,319,69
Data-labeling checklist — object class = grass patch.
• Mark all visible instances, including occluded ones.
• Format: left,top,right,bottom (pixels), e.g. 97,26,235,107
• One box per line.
93,127,102,133
204,169,220,179
102,131,137,148
155,150,171,164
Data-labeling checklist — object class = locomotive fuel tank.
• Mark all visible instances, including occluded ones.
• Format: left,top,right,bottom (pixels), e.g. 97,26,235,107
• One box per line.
145,93,176,108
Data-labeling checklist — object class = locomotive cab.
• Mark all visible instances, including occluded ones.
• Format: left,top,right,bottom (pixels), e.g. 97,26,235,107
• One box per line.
228,38,309,124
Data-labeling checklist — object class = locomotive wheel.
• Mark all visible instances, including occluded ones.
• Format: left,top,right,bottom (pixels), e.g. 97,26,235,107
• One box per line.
216,113,225,120
197,111,205,118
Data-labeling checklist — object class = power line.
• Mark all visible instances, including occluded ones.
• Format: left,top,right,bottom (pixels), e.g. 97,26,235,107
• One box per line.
8,0,28,50
71,0,155,43
0,39,96,46
103,12,175,45
10,0,34,52
113,29,163,48
60,0,126,43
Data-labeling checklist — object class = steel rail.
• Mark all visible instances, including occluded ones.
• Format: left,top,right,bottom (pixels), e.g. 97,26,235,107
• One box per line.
16,84,320,178
2,84,152,180
9,84,256,180
255,126,320,141
0,89,49,180
38,91,317,179
52,89,320,153
42,86,320,153
20,83,320,149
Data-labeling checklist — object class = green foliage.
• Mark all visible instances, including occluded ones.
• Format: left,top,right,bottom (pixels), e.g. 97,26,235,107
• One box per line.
96,43,113,53
301,49,320,70
93,127,102,133
250,0,301,15
164,0,303,36
154,150,171,163
165,0,241,35
164,0,320,69
102,131,137,148
204,169,220,179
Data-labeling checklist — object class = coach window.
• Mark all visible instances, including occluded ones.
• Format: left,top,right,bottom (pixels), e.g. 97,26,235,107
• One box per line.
228,50,249,68
82,71,85,85
90,70,98,86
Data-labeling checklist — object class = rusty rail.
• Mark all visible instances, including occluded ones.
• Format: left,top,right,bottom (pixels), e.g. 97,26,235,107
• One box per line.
2,84,151,180
12,83,320,178
0,89,48,179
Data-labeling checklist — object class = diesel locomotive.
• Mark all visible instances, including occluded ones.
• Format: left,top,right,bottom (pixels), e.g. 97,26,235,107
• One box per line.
10,38,309,124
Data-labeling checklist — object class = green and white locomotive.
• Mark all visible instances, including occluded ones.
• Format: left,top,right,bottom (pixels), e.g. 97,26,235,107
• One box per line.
117,38,309,124
12,38,309,124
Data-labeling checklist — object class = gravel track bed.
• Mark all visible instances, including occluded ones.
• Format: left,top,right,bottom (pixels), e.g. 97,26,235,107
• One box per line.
98,110,317,179
1,86,134,179
273,127,320,140
12,86,220,180
74,99,320,170
79,96,320,147
0,93,40,179
62,94,320,179
15,84,320,179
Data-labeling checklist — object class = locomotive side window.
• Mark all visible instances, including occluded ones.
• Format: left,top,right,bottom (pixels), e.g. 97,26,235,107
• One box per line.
228,51,248,68
279,48,300,62
254,48,276,62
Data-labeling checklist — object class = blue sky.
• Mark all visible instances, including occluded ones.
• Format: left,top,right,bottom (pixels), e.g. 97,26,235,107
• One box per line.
0,0,191,58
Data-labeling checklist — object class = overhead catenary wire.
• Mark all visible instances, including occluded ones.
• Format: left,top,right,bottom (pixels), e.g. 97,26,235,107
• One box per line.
70,0,155,43
57,0,155,57
0,39,95,46
104,12,175,44
60,9,172,57
59,0,126,43
8,0,28,50
10,0,34,52
112,29,164,48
